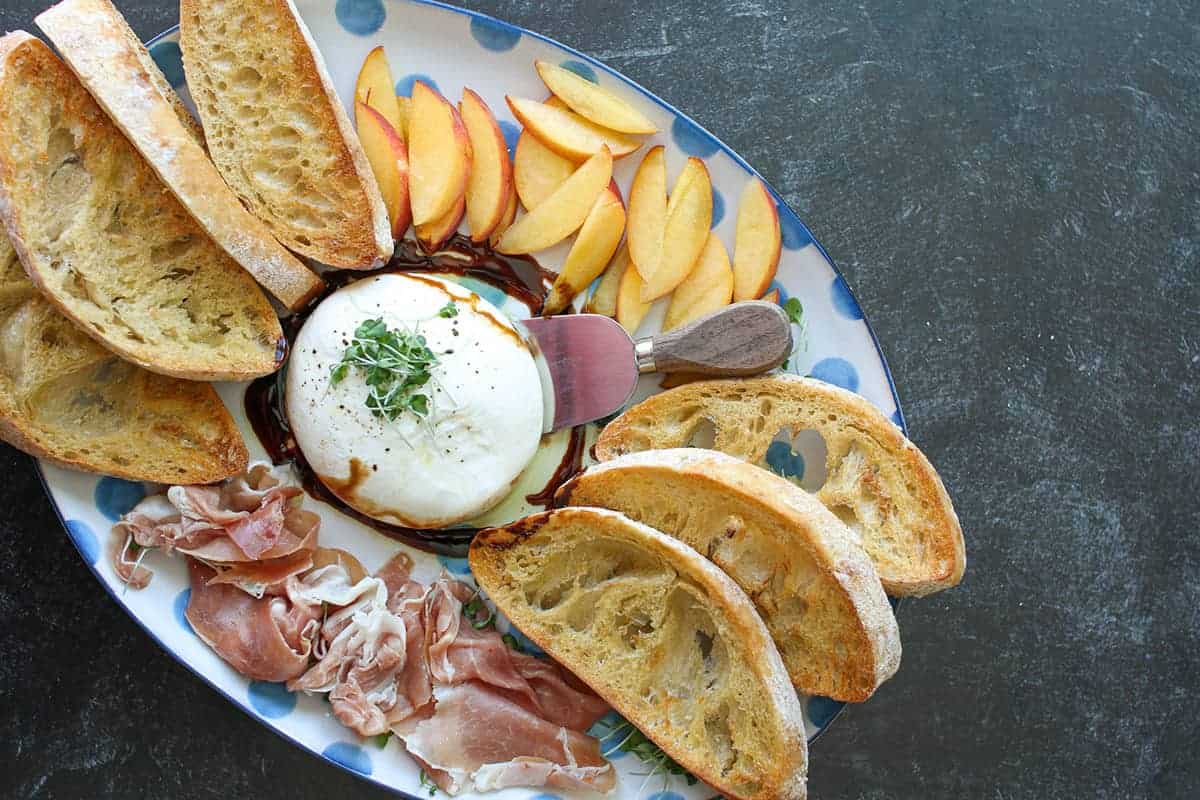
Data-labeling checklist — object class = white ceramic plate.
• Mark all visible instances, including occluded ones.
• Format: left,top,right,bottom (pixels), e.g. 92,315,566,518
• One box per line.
36,2,905,797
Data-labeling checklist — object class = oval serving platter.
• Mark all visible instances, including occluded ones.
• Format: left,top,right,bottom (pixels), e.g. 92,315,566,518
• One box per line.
36,1,906,797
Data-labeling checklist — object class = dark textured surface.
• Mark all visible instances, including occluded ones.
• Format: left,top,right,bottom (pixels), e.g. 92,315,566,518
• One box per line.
1,0,1197,797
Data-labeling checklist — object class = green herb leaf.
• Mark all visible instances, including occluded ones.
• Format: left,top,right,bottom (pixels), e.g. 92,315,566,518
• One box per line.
592,716,697,784
783,296,804,325
419,769,438,796
438,301,459,318
372,732,391,748
331,317,440,423
501,633,520,650
462,595,496,630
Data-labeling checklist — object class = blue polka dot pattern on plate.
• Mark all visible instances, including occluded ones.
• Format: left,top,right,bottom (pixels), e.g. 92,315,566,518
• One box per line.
588,710,630,759
457,277,507,309
323,742,373,775
560,60,597,83
780,212,815,250
395,73,439,97
503,624,546,658
498,119,521,154
437,555,472,576
645,792,686,800
764,441,804,481
335,0,385,36
174,588,193,634
710,186,725,228
528,794,564,800
65,519,99,564
809,357,860,393
829,275,863,320
766,279,789,304
806,695,844,729
469,15,521,51
671,116,719,158
148,41,185,88
94,477,146,522
248,680,297,719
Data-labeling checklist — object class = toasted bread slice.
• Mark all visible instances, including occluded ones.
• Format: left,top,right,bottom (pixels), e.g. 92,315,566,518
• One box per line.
0,33,284,381
0,233,247,482
471,507,808,800
557,449,900,702
179,0,392,268
37,0,325,311
594,375,965,596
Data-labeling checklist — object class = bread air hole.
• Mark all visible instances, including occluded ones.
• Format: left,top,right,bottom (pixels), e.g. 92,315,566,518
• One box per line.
683,416,718,448
704,709,737,776
832,504,863,538
759,427,828,492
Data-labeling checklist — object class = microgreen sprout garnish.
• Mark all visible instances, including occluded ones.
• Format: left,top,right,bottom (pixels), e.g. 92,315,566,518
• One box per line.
592,717,697,787
780,297,808,371
437,300,459,318
330,318,440,423
501,633,520,650
462,593,496,630
783,296,804,326
418,769,438,796
372,732,392,748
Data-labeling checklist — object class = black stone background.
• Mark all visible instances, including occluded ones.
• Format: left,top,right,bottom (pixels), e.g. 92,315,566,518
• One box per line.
1,0,1197,797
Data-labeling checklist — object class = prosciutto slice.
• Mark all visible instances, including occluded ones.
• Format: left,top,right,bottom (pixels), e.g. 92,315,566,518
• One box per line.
287,562,613,794
394,683,615,794
204,550,315,596
185,560,321,682
424,577,608,731
110,463,318,589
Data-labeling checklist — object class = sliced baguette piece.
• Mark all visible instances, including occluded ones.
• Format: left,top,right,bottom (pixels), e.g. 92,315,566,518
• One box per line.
0,33,285,381
594,375,966,597
36,0,325,312
556,449,901,702
180,0,392,268
0,232,247,482
471,507,808,800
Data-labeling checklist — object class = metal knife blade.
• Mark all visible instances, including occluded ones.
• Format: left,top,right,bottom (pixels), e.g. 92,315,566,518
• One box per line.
520,314,638,433
520,302,792,433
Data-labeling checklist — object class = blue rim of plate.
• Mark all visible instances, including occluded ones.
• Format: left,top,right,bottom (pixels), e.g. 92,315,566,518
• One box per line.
32,2,908,796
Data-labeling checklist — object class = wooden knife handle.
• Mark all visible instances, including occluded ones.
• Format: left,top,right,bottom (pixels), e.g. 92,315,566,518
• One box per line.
638,301,793,375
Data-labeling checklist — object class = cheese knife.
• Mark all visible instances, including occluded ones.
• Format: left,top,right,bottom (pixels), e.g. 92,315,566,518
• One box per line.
520,301,792,433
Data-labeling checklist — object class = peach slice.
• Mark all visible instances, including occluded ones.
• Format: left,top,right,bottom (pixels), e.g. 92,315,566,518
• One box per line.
663,232,733,330
394,95,412,141
489,182,518,246
355,100,411,240
733,178,782,300
506,96,641,162
641,157,712,301
409,81,472,225
616,247,653,334
585,241,629,317
627,145,666,283
459,88,513,242
514,130,575,210
535,60,657,135
544,181,626,315
495,146,612,254
415,193,465,253
761,288,780,305
354,46,403,135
